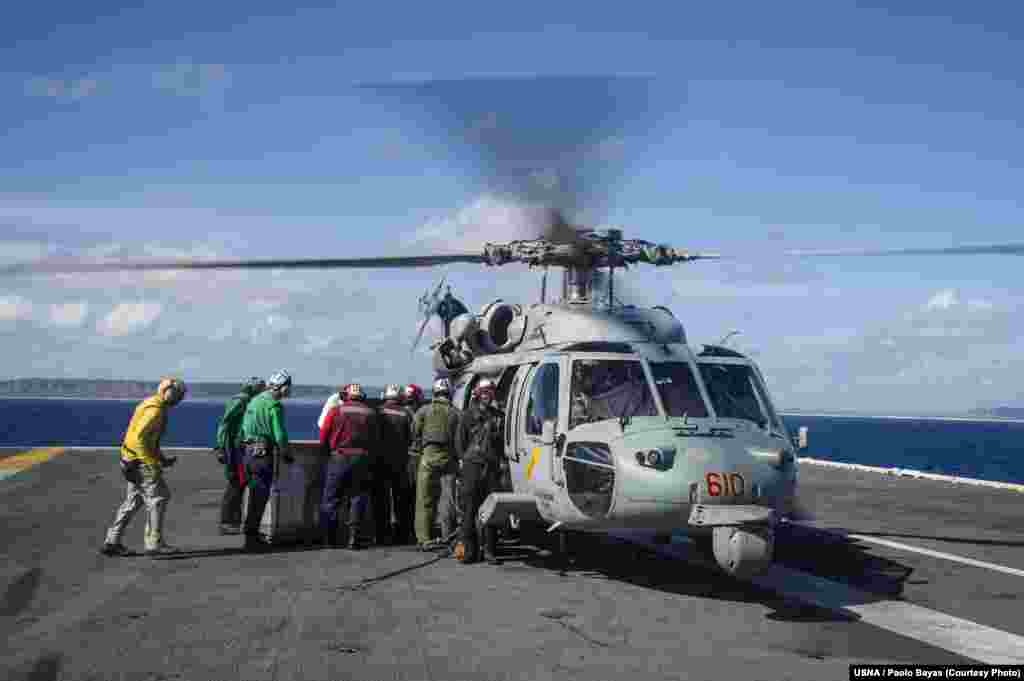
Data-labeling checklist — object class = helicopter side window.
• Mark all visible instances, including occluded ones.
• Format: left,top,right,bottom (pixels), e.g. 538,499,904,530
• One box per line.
648,362,709,418
697,362,767,428
570,359,658,429
525,363,559,435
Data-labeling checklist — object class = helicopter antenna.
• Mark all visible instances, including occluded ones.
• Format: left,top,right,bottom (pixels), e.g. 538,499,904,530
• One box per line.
718,330,741,347
608,264,614,308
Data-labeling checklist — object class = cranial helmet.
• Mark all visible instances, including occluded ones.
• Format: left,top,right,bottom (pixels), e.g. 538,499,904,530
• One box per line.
383,384,402,400
403,384,424,404
473,378,497,399
159,377,187,405
432,377,451,395
267,370,292,392
344,383,366,401
244,376,267,394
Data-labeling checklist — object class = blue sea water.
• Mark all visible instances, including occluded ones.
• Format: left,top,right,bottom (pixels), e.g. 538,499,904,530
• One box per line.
1,398,1022,484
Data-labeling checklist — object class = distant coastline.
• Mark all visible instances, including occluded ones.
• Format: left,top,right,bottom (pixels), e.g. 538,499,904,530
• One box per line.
0,378,385,401
780,411,1024,424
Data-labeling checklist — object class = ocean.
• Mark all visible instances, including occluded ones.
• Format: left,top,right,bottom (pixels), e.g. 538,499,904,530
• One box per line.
1,398,1022,484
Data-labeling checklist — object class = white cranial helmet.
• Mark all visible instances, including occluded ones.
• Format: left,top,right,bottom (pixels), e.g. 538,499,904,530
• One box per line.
432,377,451,395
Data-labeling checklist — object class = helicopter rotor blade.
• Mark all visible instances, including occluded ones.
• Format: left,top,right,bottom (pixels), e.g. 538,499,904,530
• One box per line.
356,75,667,243
0,253,487,276
777,243,1024,259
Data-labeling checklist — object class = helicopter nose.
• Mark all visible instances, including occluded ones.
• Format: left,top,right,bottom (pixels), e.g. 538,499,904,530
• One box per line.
608,432,795,524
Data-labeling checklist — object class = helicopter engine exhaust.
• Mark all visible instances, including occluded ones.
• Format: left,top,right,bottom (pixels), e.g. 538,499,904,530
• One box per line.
711,525,775,579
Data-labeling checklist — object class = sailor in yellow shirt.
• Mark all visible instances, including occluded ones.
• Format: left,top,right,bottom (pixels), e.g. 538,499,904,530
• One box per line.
101,377,187,557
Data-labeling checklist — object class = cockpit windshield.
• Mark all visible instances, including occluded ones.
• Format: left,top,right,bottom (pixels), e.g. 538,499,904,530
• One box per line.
647,362,709,418
569,359,658,429
697,362,770,429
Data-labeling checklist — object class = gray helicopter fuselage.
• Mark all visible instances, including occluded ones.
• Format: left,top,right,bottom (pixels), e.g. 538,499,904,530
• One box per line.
436,300,796,576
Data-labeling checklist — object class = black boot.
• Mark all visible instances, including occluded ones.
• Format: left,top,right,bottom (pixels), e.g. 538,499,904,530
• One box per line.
321,526,339,547
347,528,362,550
244,534,267,552
483,526,499,565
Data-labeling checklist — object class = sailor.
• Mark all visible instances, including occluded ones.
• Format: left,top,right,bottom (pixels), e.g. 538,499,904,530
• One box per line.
239,370,295,552
320,383,380,549
412,377,460,550
212,376,266,535
101,377,187,557
374,384,414,545
402,384,425,494
453,379,504,565
317,387,342,430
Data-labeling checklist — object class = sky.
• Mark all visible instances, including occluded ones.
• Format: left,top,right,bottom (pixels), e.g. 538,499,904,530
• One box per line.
1,1,1022,413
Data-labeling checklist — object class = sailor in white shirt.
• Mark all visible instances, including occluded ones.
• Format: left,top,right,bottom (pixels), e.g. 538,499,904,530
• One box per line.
317,389,342,430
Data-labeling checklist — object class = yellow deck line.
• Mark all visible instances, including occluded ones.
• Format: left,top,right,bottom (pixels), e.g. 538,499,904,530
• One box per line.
0,447,67,479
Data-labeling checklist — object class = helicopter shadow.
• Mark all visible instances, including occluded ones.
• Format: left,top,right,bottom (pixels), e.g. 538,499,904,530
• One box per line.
773,523,916,596
500,529,855,623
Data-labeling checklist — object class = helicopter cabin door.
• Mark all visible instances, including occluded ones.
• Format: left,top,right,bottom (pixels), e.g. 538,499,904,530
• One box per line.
515,358,562,494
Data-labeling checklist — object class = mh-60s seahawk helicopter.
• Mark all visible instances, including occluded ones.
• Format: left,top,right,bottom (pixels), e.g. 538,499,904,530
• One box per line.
408,219,793,579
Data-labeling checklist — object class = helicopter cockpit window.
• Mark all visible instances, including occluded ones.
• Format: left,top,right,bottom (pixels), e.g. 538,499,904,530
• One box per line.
525,363,560,435
648,362,709,418
697,363,768,428
570,359,658,429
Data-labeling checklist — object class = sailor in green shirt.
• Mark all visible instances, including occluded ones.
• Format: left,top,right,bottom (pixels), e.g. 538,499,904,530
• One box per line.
212,376,266,534
239,370,295,551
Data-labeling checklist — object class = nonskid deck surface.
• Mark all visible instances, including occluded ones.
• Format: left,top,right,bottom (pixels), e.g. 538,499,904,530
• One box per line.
1,448,1022,680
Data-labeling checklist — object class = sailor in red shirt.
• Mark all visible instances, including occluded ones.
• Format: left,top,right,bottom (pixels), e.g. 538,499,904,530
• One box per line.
319,383,380,549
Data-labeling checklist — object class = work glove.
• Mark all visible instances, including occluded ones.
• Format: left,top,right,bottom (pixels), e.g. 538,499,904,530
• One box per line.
212,448,226,464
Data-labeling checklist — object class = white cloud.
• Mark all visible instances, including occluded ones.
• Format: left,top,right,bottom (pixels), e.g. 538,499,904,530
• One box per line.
49,302,88,328
0,240,56,263
97,302,163,337
925,288,958,310
25,76,100,100
401,194,555,253
249,314,295,345
0,296,34,321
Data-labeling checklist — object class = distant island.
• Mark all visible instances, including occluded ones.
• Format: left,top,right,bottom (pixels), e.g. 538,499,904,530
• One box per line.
969,406,1024,420
0,378,386,401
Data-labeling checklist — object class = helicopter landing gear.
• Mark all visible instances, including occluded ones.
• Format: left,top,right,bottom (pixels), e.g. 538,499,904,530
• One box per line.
557,530,573,576
710,525,774,579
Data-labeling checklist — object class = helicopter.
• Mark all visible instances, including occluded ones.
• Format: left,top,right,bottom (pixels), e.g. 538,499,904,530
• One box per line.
4,75,1022,578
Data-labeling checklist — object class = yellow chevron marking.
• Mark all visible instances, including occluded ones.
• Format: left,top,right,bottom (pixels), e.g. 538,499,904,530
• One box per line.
0,448,67,480
526,447,541,480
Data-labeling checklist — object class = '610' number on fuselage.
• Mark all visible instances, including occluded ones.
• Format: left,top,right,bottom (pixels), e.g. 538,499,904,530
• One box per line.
705,472,745,497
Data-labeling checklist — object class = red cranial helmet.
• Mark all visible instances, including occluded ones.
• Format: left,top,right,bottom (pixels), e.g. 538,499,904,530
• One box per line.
473,378,497,399
403,384,424,404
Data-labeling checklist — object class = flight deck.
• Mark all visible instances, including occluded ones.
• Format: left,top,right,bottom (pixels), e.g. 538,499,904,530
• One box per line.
1,447,1022,681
